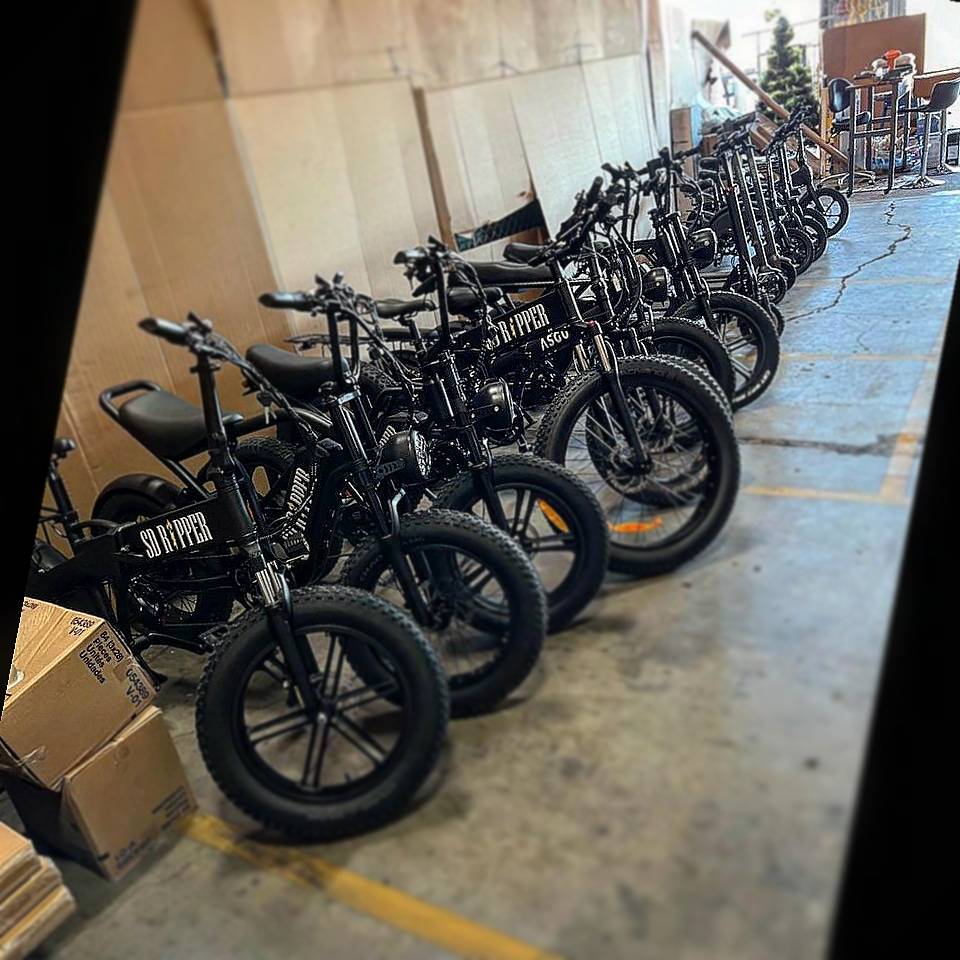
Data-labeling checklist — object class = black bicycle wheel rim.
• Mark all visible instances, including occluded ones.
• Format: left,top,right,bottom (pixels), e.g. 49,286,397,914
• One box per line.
568,379,721,552
230,624,415,803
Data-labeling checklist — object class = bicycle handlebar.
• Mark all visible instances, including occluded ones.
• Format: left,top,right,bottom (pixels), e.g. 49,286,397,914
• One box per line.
259,291,316,312
138,317,191,345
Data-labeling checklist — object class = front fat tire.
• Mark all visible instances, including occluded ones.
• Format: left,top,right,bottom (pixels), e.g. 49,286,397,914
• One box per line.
784,226,815,274
533,357,740,577
339,508,546,717
431,454,609,633
195,585,449,841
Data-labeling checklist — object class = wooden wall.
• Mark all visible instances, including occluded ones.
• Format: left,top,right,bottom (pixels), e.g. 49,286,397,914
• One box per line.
55,0,694,521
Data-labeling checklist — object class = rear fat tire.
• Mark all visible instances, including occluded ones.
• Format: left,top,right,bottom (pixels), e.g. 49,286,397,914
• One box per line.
811,186,849,236
431,454,609,632
803,215,829,260
669,291,781,410
195,585,449,841
533,357,740,576
339,508,546,717
645,316,737,403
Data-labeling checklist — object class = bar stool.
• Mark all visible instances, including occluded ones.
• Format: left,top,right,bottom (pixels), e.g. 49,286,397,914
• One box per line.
825,77,876,194
901,78,960,188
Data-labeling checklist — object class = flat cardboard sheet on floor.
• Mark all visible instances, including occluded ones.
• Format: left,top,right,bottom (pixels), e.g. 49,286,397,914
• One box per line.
0,860,61,937
0,829,37,906
5,707,196,881
0,886,74,960
0,600,156,789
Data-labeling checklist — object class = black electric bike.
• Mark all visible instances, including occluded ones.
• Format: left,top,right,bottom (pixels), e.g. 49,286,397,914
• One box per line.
30,313,450,841
253,257,610,633
91,299,548,719
606,153,782,409
447,184,742,576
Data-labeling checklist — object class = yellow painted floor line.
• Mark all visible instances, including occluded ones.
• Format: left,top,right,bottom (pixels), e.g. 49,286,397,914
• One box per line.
179,813,566,960
753,319,945,508
743,484,907,505
878,354,941,502
782,352,935,362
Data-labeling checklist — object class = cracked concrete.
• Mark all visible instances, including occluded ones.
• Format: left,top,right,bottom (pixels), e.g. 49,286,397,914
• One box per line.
738,433,908,457
786,200,913,324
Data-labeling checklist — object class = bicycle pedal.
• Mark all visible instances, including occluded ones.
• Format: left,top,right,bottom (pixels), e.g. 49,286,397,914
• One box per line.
199,624,231,652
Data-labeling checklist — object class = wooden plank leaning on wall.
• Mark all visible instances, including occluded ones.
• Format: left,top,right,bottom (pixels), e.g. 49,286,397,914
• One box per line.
54,0,283,525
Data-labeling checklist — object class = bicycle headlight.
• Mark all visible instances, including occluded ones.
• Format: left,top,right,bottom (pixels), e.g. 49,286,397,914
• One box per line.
469,378,515,431
382,428,432,483
687,228,718,266
641,266,671,303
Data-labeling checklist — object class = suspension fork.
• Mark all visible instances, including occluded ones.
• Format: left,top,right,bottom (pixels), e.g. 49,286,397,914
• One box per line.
588,320,652,469
375,489,435,626
325,393,433,625
433,350,512,532
251,558,324,715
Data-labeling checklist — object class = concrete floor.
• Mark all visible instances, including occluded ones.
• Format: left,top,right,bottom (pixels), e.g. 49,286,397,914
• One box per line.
8,185,959,960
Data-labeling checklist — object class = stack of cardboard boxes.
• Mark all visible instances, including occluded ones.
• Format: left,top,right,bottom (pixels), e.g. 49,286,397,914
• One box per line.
0,823,74,959
1,599,196,885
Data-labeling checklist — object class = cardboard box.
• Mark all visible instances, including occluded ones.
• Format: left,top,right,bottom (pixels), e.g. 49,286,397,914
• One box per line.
4,707,196,881
0,886,75,960
1,599,156,789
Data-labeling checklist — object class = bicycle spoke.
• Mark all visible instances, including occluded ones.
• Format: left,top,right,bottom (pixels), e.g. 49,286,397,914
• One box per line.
329,713,388,767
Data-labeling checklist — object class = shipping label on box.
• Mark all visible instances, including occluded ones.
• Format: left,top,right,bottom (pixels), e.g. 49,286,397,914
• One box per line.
0,599,156,788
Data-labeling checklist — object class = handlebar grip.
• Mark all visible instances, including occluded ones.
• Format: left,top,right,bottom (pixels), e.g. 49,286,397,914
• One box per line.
393,247,424,265
258,291,314,312
138,317,190,345
585,176,603,205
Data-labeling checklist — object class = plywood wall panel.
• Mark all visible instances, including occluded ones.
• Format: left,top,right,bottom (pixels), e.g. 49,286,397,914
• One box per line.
510,65,602,233
404,0,502,88
665,3,698,108
60,192,178,508
210,0,654,93
646,0,671,146
211,0,409,95
210,0,330,94
230,90,371,326
334,81,440,296
458,81,531,223
420,88,476,238
231,81,438,302
109,102,285,408
120,0,223,110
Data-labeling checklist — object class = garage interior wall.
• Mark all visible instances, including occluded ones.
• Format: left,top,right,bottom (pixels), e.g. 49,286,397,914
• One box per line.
53,0,697,521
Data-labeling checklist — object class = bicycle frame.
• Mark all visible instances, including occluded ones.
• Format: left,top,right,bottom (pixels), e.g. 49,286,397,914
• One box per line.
29,338,324,716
